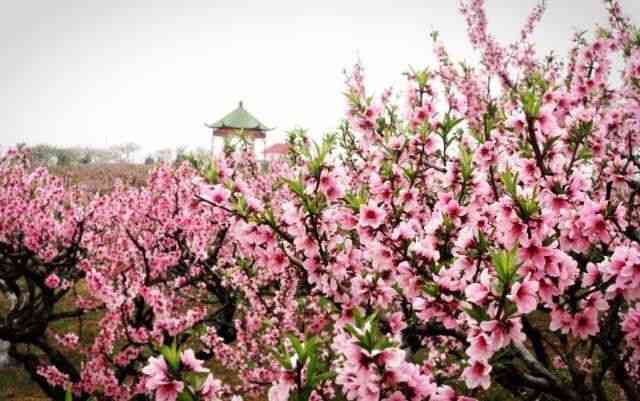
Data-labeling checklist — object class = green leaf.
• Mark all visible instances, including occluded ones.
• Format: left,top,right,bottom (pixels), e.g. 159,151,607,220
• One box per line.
315,371,337,383
542,135,561,157
374,335,394,350
318,296,335,312
270,344,292,370
305,355,319,385
177,391,195,401
344,189,368,212
520,195,540,219
235,195,249,215
440,113,464,138
352,308,365,328
521,90,541,118
289,335,306,361
381,160,393,179
307,134,336,177
403,166,417,182
459,144,473,181
160,339,180,371
577,146,592,161
423,282,440,298
491,247,519,284
415,68,430,88
463,305,491,322
365,311,379,330
343,324,363,342
503,301,518,317
576,120,593,140
283,177,306,197
500,168,519,197
184,372,208,391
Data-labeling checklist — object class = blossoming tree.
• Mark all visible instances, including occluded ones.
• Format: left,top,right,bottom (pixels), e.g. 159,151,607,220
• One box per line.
0,150,91,400
1,0,640,400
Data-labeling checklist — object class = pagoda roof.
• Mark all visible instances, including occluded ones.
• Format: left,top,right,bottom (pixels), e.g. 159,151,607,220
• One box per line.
206,101,272,131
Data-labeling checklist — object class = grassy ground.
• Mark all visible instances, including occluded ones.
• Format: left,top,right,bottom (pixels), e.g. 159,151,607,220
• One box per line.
0,367,47,400
0,282,98,401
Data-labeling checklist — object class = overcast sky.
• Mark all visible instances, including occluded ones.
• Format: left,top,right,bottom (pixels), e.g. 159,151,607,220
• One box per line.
1,0,638,156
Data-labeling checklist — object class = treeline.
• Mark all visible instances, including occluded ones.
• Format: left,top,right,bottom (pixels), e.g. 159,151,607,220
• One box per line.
19,142,142,166
15,143,213,166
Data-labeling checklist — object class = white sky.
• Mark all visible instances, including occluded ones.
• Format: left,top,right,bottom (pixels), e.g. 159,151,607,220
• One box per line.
1,0,638,156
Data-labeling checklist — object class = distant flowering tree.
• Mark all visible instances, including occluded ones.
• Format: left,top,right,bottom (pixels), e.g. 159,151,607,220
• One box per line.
1,0,640,401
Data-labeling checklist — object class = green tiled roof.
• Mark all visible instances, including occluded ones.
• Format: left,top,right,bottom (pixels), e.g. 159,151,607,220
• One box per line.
206,101,272,131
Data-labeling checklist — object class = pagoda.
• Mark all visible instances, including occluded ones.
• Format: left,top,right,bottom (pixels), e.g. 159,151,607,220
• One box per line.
205,101,272,155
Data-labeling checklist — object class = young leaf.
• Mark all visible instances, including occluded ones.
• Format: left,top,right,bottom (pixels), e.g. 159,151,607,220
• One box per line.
500,168,519,197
